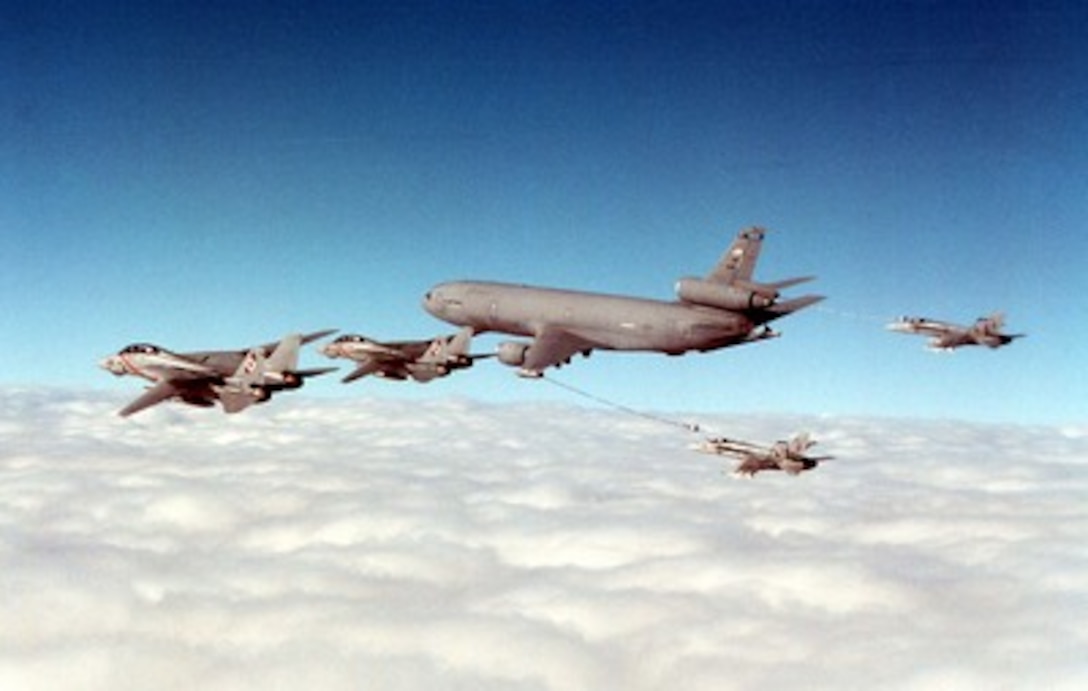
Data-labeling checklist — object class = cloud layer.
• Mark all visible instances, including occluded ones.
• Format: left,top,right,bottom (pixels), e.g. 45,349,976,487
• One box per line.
1,390,1086,690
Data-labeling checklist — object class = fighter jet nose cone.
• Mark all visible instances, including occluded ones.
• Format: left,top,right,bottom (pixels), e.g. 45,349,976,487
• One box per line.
99,356,124,375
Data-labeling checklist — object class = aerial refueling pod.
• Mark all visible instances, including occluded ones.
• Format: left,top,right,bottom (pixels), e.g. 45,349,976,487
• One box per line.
497,341,531,366
674,277,777,310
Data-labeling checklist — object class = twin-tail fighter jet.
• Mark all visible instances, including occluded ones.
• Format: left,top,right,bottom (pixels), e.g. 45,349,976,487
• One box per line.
423,227,823,377
887,312,1024,351
696,432,833,477
320,327,492,383
99,330,337,416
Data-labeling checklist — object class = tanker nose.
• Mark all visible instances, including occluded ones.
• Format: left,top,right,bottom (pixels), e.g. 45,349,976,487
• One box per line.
423,287,444,316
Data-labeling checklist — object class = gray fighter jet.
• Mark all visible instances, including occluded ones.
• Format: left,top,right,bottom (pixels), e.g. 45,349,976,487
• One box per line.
320,327,491,383
887,312,1024,351
423,227,823,377
696,432,833,477
99,330,337,416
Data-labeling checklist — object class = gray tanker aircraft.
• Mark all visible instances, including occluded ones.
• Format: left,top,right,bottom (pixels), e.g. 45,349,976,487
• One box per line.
99,330,336,416
887,312,1024,351
423,227,823,377
696,432,833,477
321,327,491,383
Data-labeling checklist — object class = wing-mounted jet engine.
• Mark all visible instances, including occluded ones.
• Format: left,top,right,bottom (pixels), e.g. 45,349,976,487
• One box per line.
496,341,531,368
496,338,590,377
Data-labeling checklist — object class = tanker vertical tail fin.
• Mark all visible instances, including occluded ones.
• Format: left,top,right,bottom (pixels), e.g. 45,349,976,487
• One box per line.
706,227,766,284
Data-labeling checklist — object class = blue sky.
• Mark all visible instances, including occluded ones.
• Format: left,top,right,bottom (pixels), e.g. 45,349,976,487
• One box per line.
4,0,1085,424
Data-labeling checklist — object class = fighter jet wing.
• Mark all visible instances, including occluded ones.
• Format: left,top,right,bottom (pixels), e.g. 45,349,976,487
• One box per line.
370,346,427,363
733,455,776,477
342,359,385,383
892,318,964,339
297,329,339,346
295,366,338,378
914,323,971,349
701,437,766,458
917,323,961,338
251,329,338,356
118,380,183,417
380,340,435,359
186,330,338,368
522,326,596,374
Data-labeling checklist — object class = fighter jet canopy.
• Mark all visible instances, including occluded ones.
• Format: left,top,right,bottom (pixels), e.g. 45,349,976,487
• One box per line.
119,343,162,355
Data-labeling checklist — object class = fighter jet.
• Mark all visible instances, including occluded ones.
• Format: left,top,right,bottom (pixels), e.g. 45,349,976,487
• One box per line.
320,327,491,383
99,330,337,416
423,227,823,377
696,432,833,477
887,312,1024,351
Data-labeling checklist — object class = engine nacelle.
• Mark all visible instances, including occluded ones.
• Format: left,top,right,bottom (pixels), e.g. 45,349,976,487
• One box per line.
497,341,531,367
675,277,776,310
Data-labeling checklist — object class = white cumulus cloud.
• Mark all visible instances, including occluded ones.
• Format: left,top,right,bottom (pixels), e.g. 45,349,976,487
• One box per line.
1,389,1086,690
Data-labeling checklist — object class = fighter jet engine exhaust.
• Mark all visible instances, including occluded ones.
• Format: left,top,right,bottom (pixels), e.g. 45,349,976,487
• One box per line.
281,372,302,388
